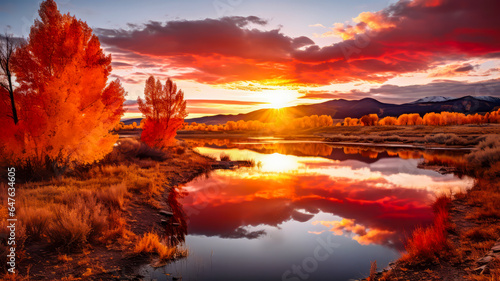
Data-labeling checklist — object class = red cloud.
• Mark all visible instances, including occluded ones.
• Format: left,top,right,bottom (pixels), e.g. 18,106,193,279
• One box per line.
98,0,500,86
97,16,313,62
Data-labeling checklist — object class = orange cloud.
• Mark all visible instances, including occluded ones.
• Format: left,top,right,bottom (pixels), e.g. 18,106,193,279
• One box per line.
97,0,500,89
428,63,476,77
313,219,397,247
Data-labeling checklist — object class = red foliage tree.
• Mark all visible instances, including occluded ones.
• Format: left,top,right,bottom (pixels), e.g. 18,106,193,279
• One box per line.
360,114,379,126
0,0,125,168
138,76,187,148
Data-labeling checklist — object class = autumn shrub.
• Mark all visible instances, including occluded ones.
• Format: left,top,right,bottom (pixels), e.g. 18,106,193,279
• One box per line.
46,204,92,250
176,146,186,155
96,183,128,210
133,232,176,261
45,195,115,250
220,152,231,161
100,209,135,247
18,206,52,241
6,161,172,255
116,138,167,161
424,133,467,145
469,201,500,220
13,167,146,250
463,226,499,242
403,194,451,262
126,166,163,199
465,135,500,177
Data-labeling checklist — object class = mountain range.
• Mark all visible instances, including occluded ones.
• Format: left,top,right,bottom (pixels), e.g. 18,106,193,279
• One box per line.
183,95,500,125
122,95,500,125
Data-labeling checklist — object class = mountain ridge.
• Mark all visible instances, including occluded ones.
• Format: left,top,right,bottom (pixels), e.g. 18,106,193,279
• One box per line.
183,95,500,125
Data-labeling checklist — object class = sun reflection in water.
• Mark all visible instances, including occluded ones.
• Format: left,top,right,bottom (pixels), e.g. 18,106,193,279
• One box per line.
259,152,300,172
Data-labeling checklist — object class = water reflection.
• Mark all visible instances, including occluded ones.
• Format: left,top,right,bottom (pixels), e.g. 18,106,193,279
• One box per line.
150,139,472,281
164,186,187,246
185,138,467,166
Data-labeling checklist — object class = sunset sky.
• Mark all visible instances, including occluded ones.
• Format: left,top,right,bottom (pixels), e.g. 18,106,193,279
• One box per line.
1,0,499,118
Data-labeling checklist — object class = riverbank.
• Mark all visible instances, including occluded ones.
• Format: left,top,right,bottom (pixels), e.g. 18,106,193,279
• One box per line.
362,136,500,281
0,139,214,280
321,124,500,149
364,180,500,281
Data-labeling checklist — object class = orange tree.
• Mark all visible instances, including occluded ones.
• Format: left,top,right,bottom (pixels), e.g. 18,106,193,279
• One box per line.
138,76,187,148
0,0,125,169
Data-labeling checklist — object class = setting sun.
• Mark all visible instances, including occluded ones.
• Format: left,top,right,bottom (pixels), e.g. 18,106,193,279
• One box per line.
265,90,298,109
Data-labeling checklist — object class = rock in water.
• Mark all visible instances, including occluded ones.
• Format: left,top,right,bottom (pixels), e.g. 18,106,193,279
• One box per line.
159,210,174,217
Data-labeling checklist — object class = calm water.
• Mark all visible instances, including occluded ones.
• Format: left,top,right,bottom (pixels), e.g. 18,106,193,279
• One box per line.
139,138,473,281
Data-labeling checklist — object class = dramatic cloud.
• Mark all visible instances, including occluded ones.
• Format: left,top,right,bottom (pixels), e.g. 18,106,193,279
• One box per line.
294,0,500,82
98,0,500,88
298,78,500,104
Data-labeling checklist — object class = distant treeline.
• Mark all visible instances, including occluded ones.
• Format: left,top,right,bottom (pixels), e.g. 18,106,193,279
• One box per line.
344,108,500,126
117,108,500,132
183,114,334,132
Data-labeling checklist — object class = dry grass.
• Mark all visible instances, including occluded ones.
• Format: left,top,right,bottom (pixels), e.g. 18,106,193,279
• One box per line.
464,179,500,220
424,133,481,146
0,139,209,279
466,135,500,178
18,206,51,241
132,232,177,262
467,259,500,281
110,138,168,161
96,183,128,210
402,194,452,263
463,226,499,242
0,274,31,281
57,254,73,263
368,260,377,281
0,160,165,254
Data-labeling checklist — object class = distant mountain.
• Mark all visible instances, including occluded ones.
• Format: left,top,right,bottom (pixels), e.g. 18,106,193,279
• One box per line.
409,96,456,103
185,96,500,125
475,96,500,102
121,118,142,125
409,95,500,104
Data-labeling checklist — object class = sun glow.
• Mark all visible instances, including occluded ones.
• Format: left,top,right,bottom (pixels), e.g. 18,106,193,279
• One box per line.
264,90,298,109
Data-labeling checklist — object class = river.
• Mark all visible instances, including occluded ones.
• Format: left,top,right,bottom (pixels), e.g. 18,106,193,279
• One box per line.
139,138,473,281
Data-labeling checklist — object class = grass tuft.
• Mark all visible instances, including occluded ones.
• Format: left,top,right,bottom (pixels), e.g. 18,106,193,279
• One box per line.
133,232,177,262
